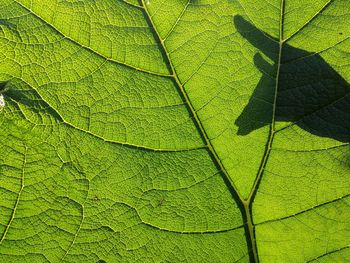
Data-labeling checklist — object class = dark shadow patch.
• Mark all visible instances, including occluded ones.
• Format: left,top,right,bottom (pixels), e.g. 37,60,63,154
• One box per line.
234,15,350,142
2,79,63,122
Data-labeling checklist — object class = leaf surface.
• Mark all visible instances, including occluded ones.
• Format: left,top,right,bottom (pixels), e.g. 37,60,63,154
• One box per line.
0,0,349,262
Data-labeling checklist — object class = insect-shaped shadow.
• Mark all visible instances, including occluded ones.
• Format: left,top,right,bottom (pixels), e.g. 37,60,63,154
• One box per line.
234,16,350,142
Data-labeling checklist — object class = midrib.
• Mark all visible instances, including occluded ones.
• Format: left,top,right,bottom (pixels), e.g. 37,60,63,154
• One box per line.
140,0,242,197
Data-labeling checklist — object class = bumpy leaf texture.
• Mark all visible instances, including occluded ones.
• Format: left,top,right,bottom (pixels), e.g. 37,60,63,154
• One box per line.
0,0,349,262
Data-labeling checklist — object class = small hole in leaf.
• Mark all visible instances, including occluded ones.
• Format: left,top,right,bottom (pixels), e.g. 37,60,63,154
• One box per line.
0,94,5,110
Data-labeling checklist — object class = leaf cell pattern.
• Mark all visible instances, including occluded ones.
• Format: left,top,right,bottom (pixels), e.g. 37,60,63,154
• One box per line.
0,0,349,262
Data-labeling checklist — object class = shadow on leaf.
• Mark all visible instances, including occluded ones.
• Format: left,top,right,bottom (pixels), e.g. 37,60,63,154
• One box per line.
234,16,350,142
0,80,62,121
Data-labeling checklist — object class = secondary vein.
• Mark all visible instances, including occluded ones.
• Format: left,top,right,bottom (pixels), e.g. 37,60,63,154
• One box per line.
140,0,243,199
0,146,27,244
14,0,172,79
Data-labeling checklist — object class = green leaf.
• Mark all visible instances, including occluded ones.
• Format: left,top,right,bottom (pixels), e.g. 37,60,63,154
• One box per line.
0,0,349,262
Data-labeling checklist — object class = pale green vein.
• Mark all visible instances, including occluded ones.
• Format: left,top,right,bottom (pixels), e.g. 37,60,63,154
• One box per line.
0,146,27,244
182,41,219,86
256,193,350,226
141,171,221,193
114,200,245,234
60,200,87,262
63,121,207,153
141,221,244,235
10,77,206,153
162,0,191,42
283,0,334,43
237,0,281,44
307,246,350,262
123,0,144,10
273,143,349,152
282,35,350,65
